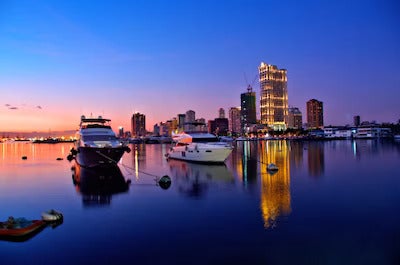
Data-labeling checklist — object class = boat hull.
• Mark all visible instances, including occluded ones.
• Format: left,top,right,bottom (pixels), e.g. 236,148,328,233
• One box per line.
167,143,232,164
76,146,127,167
0,220,46,238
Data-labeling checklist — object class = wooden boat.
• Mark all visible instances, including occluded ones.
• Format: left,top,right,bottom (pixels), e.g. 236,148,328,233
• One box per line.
1,210,64,241
0,218,46,239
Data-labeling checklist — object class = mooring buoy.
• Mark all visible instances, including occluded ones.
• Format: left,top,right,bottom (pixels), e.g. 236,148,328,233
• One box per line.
158,175,172,190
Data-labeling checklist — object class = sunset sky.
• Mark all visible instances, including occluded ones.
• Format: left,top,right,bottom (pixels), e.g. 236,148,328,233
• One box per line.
1,0,399,132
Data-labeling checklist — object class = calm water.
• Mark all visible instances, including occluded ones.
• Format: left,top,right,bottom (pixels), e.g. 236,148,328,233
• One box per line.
1,140,399,265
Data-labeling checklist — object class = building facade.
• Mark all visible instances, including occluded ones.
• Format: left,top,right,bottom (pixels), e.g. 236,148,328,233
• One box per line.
240,85,257,133
259,62,288,131
354,115,361,127
288,107,303,129
184,110,195,131
229,107,241,135
131,112,146,137
178,114,186,132
219,108,225,119
306,99,324,129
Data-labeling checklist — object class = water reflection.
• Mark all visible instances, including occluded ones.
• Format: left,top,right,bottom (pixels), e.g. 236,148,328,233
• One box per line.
289,141,304,171
259,141,292,229
306,141,325,177
125,143,146,179
168,160,234,198
71,164,130,207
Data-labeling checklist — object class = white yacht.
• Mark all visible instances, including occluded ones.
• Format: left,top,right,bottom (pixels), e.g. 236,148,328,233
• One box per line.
70,115,130,167
166,132,233,164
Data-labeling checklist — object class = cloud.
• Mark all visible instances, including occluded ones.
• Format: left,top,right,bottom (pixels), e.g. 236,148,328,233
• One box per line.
36,105,42,109
9,107,18,110
5,104,10,107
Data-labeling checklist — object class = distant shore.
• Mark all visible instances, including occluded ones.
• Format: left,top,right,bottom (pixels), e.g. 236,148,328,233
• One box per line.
0,130,76,138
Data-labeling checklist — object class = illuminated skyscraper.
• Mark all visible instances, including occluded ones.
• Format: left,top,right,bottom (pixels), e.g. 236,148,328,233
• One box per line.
259,62,288,130
240,85,257,133
306,99,324,129
131,112,146,137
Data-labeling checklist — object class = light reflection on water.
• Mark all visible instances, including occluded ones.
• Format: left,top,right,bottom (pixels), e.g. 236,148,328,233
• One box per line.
0,140,399,264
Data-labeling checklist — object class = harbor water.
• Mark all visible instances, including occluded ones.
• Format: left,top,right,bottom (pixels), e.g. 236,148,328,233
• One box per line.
0,140,399,264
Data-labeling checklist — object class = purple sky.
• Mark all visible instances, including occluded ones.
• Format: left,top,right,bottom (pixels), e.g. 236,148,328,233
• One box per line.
0,0,399,132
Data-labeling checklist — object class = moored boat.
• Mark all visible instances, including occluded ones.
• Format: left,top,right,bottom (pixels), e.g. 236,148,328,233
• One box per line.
70,115,130,167
0,217,46,240
166,132,233,164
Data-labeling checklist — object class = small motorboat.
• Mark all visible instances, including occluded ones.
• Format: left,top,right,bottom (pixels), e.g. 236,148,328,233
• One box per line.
41,209,63,222
0,210,64,242
267,163,279,172
167,131,233,164
0,217,46,239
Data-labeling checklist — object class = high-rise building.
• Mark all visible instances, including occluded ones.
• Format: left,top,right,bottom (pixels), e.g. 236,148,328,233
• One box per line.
118,126,124,138
214,118,229,136
354,115,360,127
178,114,186,132
259,62,288,131
219,108,225,119
229,107,241,135
184,110,195,131
153,124,160,136
240,85,257,133
306,99,324,129
131,112,146,137
195,118,207,131
288,107,303,129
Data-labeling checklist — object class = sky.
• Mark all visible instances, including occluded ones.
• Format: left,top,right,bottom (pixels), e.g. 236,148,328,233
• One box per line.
0,0,399,133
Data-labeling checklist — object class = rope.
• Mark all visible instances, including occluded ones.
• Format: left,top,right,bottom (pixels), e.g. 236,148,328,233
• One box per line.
95,150,160,179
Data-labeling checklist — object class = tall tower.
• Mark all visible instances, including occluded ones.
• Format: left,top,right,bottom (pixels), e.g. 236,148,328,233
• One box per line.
240,85,257,133
184,110,195,131
306,99,324,129
219,108,225,119
353,115,360,127
131,112,146,137
177,114,186,132
259,62,288,131
229,107,241,135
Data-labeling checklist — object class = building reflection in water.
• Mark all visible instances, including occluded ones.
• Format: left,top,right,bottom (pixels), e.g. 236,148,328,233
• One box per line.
168,159,234,198
122,143,146,179
71,163,130,207
351,139,380,159
229,141,258,192
289,141,304,171
259,140,291,229
307,141,325,177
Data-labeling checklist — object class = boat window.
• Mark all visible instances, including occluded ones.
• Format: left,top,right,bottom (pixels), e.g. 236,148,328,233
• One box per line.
83,135,118,141
192,137,219,143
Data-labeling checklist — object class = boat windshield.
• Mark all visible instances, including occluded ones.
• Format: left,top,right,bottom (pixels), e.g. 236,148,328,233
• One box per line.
82,135,118,141
192,137,219,143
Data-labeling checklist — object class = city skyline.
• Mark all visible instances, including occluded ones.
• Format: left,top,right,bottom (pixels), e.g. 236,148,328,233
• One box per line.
1,0,399,132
